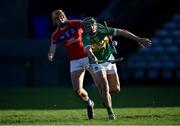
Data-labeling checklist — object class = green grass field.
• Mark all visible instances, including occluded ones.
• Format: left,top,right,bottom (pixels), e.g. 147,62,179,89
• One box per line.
0,86,180,125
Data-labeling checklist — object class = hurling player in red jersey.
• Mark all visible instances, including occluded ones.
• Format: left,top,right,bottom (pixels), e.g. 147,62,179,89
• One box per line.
48,9,94,119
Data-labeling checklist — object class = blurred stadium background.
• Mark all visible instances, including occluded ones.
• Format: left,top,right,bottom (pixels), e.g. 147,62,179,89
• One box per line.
0,1,180,124
0,0,179,87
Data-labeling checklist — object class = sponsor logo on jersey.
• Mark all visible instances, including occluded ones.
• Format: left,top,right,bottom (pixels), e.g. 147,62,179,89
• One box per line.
58,27,80,46
59,27,77,41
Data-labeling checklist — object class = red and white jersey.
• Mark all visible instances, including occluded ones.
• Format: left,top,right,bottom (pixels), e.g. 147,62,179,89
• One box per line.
51,20,87,60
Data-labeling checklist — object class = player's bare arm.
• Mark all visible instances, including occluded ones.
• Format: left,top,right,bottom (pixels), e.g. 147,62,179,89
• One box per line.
48,43,57,61
85,46,98,64
115,29,152,48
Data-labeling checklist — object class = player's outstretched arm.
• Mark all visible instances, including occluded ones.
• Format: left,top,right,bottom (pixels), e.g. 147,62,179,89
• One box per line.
136,37,152,48
115,29,152,48
48,43,57,61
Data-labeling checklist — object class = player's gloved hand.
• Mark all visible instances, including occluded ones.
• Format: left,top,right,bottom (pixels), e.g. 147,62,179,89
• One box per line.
137,38,152,48
48,53,54,61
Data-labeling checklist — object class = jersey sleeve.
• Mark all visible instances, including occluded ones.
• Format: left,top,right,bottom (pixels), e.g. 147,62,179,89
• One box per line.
97,23,116,36
51,34,58,44
106,27,116,36
70,20,83,28
82,33,91,49
51,29,59,44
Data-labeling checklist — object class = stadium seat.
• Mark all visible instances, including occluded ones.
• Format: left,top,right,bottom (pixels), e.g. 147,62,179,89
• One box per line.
147,60,161,69
173,14,180,22
124,12,180,80
177,38,180,44
174,55,180,62
164,22,176,30
127,60,147,69
161,70,173,79
151,46,164,54
158,55,171,62
0,64,26,87
147,70,159,79
134,70,145,79
155,30,168,38
176,70,180,79
161,38,173,46
174,61,180,69
33,61,69,86
165,45,179,54
143,55,157,62
138,47,151,54
161,61,175,69
170,30,180,38
176,23,180,29
118,67,129,80
151,37,159,44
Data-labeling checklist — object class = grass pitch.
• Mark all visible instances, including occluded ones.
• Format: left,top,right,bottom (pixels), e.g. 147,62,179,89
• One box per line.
0,86,180,125
0,107,180,125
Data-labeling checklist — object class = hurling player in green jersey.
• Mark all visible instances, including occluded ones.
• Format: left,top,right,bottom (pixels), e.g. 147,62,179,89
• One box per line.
82,17,151,120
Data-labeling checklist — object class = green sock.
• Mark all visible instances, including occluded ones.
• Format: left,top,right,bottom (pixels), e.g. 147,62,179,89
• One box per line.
107,107,113,115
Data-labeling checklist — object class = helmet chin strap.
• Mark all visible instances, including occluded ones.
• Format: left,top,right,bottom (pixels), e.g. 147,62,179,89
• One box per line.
58,22,67,28
89,31,96,36
86,24,97,35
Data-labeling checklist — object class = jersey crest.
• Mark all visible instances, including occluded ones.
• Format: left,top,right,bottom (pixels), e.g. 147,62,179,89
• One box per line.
92,36,109,52
59,27,77,41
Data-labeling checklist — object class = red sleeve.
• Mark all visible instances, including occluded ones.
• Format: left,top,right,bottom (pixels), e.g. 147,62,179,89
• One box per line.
69,20,83,28
51,30,59,44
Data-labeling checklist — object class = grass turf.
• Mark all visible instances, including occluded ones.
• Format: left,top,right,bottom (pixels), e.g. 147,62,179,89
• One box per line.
0,107,180,125
0,86,180,125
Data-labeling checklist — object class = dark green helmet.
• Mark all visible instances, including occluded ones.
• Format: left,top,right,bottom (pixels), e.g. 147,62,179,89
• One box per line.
83,17,96,27
83,17,97,33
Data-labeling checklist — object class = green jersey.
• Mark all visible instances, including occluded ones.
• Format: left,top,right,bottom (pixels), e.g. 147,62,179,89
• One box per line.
82,23,115,61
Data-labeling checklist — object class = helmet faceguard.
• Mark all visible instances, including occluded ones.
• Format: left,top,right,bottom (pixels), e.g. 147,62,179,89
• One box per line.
83,17,97,34
52,9,67,26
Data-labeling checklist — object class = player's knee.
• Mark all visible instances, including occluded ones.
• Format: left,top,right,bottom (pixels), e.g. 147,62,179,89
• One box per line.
115,81,121,93
116,85,120,93
111,85,120,93
75,89,82,96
